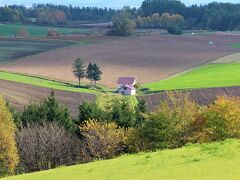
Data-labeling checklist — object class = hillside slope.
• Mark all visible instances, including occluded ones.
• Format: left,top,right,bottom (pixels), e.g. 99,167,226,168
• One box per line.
4,139,240,180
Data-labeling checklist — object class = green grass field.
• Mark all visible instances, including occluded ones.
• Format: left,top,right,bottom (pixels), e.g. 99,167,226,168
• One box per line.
4,139,240,180
0,71,107,94
231,43,240,48
142,63,240,93
0,39,75,63
0,23,90,37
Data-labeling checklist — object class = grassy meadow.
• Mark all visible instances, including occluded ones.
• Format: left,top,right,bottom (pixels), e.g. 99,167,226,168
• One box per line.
4,139,240,180
0,71,105,93
0,23,90,37
142,63,240,93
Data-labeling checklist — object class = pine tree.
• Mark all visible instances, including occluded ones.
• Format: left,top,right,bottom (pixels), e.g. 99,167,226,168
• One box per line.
73,58,85,86
86,63,94,85
92,63,102,86
19,91,76,133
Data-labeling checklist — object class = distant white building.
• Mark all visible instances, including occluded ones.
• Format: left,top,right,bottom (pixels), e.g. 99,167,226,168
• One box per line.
209,41,215,45
117,77,136,95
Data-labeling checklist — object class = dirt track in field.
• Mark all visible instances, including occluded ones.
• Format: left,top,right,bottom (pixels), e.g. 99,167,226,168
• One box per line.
0,34,239,88
0,80,96,117
137,86,240,111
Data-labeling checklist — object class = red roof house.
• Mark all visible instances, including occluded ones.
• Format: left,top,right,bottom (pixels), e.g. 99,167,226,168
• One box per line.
117,77,136,95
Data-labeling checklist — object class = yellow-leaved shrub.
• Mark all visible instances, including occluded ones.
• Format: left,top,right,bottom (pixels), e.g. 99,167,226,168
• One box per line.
0,97,19,176
80,120,126,160
193,96,240,142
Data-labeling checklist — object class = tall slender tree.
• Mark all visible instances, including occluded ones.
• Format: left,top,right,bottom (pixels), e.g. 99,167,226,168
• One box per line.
73,58,85,86
86,63,94,85
92,63,102,86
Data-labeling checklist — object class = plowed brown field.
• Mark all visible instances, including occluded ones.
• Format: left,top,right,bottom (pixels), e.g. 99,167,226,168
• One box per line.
138,86,240,111
0,79,96,117
0,34,239,87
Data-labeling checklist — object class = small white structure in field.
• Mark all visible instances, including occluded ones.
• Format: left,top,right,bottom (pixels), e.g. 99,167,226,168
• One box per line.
209,41,215,45
117,77,136,95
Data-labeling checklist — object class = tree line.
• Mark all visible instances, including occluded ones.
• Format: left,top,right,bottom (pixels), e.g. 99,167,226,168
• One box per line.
2,91,240,176
1,1,240,31
140,0,240,31
0,4,116,25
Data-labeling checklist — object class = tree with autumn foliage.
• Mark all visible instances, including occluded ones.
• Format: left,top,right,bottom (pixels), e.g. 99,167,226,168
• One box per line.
192,96,240,143
80,120,126,160
0,97,19,176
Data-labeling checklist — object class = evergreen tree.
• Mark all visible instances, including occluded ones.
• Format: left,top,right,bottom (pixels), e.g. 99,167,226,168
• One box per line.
135,99,147,126
73,58,85,86
86,63,94,85
92,63,102,86
77,101,103,125
19,91,76,133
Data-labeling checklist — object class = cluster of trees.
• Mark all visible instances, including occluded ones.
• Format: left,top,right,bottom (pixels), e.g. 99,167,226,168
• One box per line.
73,58,102,86
36,9,67,25
108,9,136,36
139,0,240,31
136,13,184,29
0,1,240,31
2,91,240,176
0,4,116,24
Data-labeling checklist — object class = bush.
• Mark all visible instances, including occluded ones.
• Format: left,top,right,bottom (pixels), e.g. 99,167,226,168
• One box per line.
17,92,76,133
77,101,104,125
192,96,240,143
47,29,60,37
80,120,126,160
16,122,84,173
16,27,29,37
78,95,146,128
109,11,135,36
125,127,152,153
167,25,183,35
138,93,199,150
0,97,19,176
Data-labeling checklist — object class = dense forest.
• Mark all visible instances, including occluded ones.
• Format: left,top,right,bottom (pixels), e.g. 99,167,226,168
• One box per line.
0,4,117,24
140,0,240,31
0,0,240,30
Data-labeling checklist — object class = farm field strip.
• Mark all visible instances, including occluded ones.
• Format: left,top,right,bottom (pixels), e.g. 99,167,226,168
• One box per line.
209,52,240,64
0,79,96,117
0,38,76,63
142,63,240,93
230,43,240,48
138,85,240,112
0,23,92,37
0,71,101,93
4,139,240,180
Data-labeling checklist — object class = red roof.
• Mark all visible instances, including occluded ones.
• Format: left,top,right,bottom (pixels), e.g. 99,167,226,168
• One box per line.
117,77,136,85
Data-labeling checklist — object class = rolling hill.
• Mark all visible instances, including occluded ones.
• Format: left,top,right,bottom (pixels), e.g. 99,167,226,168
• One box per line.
4,139,240,180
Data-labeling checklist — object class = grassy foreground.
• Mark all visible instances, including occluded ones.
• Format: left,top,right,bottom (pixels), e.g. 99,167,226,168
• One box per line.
0,71,105,94
4,139,240,180
143,63,240,92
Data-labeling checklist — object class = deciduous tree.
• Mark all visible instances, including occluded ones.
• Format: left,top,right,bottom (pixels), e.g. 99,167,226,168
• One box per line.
73,58,85,86
0,97,19,176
